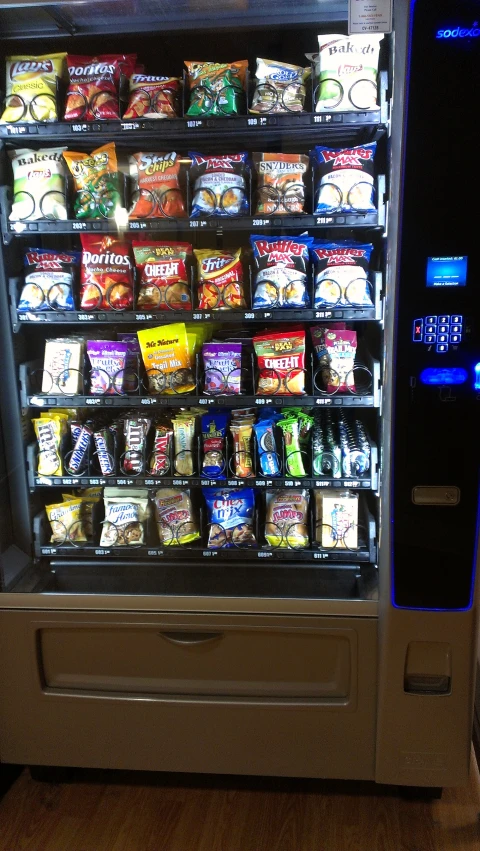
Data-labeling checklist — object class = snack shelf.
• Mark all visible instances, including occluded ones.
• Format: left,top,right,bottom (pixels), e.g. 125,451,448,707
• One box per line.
30,475,378,491
10,272,383,331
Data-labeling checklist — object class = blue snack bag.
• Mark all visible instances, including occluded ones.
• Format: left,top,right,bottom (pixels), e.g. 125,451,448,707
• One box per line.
253,417,281,477
310,240,373,308
311,143,376,213
189,152,249,217
203,487,256,548
250,234,312,309
19,248,80,312
201,412,229,479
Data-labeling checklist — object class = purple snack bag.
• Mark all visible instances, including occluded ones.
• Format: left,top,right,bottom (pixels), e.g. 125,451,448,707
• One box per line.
87,340,128,395
118,333,141,393
202,342,242,395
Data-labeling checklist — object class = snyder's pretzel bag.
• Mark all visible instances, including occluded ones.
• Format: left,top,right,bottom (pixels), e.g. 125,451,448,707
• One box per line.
80,234,134,311
265,488,310,549
133,241,192,310
129,152,186,219
253,152,309,215
9,147,67,222
251,59,310,114
189,152,249,217
185,60,247,116
64,53,136,121
203,487,256,548
154,488,199,546
253,329,306,395
195,248,246,310
250,235,312,309
63,142,122,220
19,248,80,312
311,241,373,308
311,34,382,113
311,143,376,213
1,53,66,123
124,74,181,119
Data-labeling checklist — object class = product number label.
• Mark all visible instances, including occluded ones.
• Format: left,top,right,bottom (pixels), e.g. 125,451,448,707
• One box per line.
129,222,147,230
77,313,95,321
190,220,208,228
141,398,156,405
252,219,270,227
72,222,87,230
257,551,273,558
316,216,335,225
199,398,214,405
315,311,333,319
187,120,203,128
202,550,218,557
85,398,101,405
255,398,273,405
136,314,154,321
71,123,88,132
121,121,141,131
7,124,28,135
315,398,332,406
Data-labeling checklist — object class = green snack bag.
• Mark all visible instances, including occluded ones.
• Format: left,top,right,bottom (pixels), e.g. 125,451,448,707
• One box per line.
279,416,306,478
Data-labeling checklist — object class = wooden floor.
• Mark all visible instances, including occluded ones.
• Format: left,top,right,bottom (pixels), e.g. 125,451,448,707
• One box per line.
0,754,479,851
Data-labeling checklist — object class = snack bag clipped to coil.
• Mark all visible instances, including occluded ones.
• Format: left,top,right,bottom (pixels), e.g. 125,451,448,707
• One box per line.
100,488,149,547
311,143,376,213
42,337,84,395
80,234,134,311
311,34,382,113
129,152,186,219
316,488,358,549
203,342,242,396
202,412,228,479
253,329,306,395
250,235,312,309
172,412,196,476
46,497,87,544
34,413,67,476
185,60,247,116
311,241,373,308
265,489,309,549
230,413,255,479
123,74,181,119
19,248,80,312
203,487,256,548
64,53,136,121
1,53,66,123
324,329,357,393
195,248,246,310
63,142,122,220
189,152,249,217
87,340,128,395
133,241,192,310
154,488,200,546
9,147,67,222
251,59,310,114
253,153,309,215
137,322,195,395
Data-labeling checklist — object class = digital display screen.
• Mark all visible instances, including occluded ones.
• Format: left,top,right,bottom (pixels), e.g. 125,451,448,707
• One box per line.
426,256,467,287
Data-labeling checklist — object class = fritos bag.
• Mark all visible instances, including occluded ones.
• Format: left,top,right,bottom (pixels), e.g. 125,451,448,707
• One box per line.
2,53,66,123
253,329,306,395
129,152,186,219
195,248,246,310
133,241,192,311
123,75,181,119
64,53,136,121
185,60,247,116
63,142,122,220
80,234,134,311
253,153,309,215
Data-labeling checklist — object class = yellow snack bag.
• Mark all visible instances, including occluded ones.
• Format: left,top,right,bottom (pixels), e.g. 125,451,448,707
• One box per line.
137,322,195,395
1,54,66,123
34,414,67,476
46,498,87,544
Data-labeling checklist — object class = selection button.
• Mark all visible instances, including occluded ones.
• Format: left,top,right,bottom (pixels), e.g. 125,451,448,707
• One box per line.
436,343,448,353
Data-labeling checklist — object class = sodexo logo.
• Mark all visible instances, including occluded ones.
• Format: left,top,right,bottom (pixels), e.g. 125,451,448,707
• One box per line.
436,22,480,38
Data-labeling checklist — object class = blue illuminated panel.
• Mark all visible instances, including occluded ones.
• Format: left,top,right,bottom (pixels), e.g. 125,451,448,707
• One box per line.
436,23,480,38
426,255,467,287
420,367,468,385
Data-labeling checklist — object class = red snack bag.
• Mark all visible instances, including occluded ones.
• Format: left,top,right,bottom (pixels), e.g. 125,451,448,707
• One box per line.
80,234,134,311
132,241,193,311
64,54,136,121
123,75,181,119
253,329,306,395
129,152,186,219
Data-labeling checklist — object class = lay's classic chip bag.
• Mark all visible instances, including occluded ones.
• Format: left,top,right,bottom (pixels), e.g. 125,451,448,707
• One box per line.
1,53,66,123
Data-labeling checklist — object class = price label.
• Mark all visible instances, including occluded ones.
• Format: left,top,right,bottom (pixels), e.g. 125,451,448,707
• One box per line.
7,124,27,135
315,398,332,406
77,313,95,321
85,398,101,405
187,120,203,128
136,313,154,320
72,222,87,230
199,398,214,405
121,121,141,131
252,219,270,227
190,220,208,228
129,221,147,230
71,123,88,133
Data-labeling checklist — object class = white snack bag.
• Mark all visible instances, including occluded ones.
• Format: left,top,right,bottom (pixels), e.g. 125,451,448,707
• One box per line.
316,489,358,549
101,488,150,547
309,34,382,113
9,147,67,221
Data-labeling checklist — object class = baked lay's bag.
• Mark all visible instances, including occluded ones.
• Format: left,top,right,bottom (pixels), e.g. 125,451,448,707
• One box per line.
129,152,186,219
80,234,134,311
123,75,181,119
9,147,67,222
1,53,66,123
64,54,136,121
63,142,122,220
194,248,246,310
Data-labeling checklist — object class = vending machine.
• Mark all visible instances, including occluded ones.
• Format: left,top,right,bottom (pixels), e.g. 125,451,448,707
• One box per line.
0,0,477,791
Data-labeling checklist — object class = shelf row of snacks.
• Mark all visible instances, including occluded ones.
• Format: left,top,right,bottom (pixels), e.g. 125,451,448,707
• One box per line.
0,36,385,128
28,406,378,491
33,484,376,563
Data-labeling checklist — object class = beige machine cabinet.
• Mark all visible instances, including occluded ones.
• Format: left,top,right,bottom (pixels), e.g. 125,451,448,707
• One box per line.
0,610,377,779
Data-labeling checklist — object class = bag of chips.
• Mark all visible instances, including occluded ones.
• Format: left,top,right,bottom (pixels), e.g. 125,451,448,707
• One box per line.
253,153,309,215
64,142,122,220
80,234,134,311
129,151,186,219
250,235,312,309
64,53,136,121
311,240,373,308
9,147,67,222
251,59,310,114
46,497,87,544
311,143,376,213
133,241,192,311
100,488,149,547
185,60,247,116
253,329,306,395
195,248,246,310
203,487,256,548
154,488,200,546
123,74,181,119
19,248,80,312
324,329,357,393
311,34,382,113
189,152,249,217
1,53,66,123
265,488,310,549
137,322,195,395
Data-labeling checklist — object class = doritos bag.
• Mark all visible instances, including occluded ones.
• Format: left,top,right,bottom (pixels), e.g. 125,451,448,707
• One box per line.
64,54,136,121
80,234,134,311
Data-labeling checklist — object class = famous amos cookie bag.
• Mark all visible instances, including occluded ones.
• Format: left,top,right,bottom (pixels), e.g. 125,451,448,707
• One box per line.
100,488,150,547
